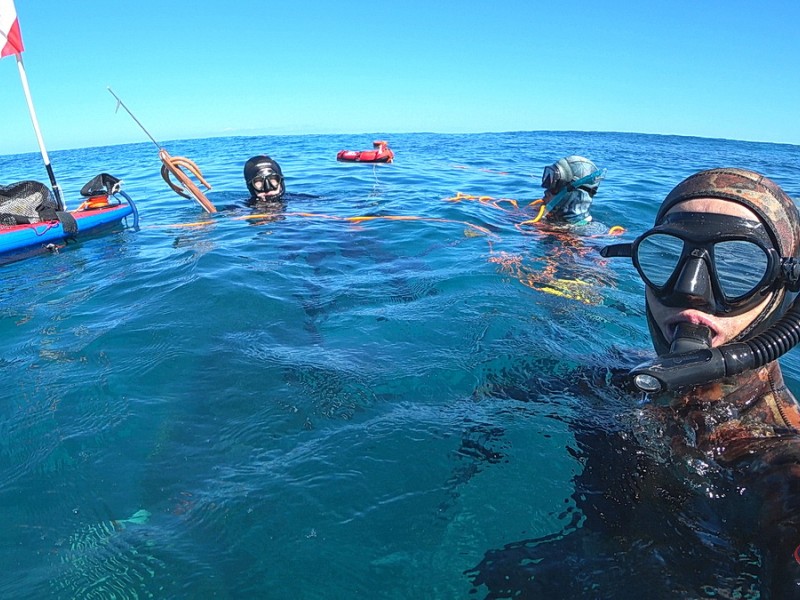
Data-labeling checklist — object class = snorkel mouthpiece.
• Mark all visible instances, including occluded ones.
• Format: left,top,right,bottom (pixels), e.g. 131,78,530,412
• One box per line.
669,322,712,354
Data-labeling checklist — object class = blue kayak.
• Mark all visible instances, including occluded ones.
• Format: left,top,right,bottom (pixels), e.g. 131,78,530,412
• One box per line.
0,200,137,263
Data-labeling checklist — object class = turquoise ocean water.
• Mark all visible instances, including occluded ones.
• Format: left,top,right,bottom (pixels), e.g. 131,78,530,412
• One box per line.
1,131,800,598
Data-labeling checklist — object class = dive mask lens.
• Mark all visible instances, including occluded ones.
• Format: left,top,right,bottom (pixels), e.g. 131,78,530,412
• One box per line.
541,165,559,190
635,233,684,288
713,240,771,300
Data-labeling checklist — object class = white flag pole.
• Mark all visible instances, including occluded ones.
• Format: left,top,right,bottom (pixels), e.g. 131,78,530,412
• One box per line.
14,52,65,209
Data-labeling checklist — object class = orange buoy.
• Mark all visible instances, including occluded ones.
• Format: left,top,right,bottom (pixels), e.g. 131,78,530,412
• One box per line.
337,140,394,164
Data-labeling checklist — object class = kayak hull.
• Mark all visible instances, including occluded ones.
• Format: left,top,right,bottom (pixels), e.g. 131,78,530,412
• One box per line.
0,203,134,263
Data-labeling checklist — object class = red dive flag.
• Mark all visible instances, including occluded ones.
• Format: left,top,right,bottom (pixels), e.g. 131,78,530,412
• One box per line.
0,0,25,57
0,0,63,207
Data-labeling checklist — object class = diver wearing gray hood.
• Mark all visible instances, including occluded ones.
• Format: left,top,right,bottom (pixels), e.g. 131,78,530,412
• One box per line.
539,155,605,226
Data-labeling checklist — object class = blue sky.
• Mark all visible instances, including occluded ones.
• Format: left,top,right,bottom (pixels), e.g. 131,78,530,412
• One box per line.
2,0,798,154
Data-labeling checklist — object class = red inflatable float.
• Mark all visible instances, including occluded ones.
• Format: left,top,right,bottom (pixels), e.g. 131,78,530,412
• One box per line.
337,140,394,164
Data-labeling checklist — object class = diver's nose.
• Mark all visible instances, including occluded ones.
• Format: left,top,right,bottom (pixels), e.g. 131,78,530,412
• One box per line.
664,254,717,310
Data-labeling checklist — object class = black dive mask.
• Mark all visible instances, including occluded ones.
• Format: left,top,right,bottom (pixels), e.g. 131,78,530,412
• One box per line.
602,212,800,316
249,170,284,197
541,164,563,192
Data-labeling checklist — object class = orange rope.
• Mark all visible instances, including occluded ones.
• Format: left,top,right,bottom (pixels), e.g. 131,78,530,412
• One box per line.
444,191,524,212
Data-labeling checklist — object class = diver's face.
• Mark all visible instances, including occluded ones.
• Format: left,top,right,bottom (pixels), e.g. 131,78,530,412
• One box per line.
646,198,775,348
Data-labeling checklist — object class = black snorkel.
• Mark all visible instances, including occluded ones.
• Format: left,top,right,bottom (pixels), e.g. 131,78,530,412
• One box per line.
629,296,800,394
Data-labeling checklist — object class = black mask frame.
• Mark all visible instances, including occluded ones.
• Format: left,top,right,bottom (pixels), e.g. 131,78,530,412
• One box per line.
602,212,800,316
249,170,284,196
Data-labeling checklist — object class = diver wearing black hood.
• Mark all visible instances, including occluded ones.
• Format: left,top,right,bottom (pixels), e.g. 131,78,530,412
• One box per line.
244,155,285,203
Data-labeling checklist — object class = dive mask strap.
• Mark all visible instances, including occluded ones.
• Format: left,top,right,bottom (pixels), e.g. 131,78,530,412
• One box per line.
542,168,606,215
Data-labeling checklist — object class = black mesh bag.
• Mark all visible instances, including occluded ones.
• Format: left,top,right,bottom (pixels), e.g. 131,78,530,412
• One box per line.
0,180,60,225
